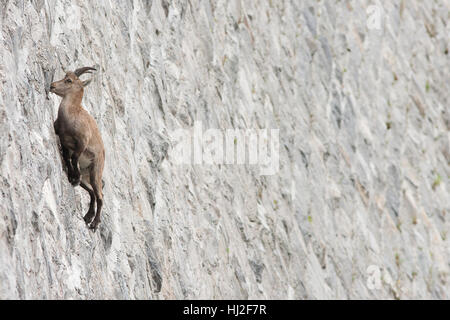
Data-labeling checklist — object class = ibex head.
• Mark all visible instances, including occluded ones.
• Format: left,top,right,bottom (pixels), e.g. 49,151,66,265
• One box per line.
50,67,96,97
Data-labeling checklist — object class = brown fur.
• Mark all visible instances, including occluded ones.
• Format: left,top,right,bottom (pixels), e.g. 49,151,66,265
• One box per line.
51,68,105,231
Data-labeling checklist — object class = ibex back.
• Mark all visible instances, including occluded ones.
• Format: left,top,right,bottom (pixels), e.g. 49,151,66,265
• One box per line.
51,67,105,231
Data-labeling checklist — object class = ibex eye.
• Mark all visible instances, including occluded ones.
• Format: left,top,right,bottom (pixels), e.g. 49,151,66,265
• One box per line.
65,79,72,83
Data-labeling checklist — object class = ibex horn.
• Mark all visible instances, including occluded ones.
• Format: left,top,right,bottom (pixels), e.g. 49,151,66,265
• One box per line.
74,67,97,77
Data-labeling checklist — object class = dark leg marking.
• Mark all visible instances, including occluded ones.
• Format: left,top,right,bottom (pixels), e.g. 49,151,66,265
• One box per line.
61,145,75,183
89,169,103,232
80,181,96,225
69,141,86,186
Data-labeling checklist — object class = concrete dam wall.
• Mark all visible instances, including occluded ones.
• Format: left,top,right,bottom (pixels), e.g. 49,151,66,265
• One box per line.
0,0,448,299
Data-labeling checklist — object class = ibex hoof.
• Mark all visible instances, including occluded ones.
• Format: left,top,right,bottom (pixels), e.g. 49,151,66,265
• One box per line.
89,221,100,232
70,176,80,186
83,213,95,225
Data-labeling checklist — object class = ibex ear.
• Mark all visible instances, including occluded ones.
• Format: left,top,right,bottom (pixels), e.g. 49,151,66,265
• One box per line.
82,79,92,87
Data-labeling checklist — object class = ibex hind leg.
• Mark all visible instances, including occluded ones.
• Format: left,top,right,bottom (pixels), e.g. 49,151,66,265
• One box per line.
79,174,96,225
89,165,103,232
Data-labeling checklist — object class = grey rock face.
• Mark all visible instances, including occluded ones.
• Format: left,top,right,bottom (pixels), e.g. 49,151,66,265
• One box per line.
0,0,448,299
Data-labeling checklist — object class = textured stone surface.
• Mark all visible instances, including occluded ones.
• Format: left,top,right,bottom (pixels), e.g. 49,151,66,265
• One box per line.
0,0,449,299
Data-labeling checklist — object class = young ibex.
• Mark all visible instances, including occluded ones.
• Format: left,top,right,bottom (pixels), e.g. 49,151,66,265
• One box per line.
50,67,105,231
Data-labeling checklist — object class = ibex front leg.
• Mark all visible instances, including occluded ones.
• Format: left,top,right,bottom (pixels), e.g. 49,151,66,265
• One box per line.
61,145,76,182
55,121,75,182
69,139,87,186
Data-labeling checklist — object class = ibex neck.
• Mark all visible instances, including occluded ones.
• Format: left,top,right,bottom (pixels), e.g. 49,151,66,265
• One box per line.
58,92,84,120
61,91,84,106
60,91,83,109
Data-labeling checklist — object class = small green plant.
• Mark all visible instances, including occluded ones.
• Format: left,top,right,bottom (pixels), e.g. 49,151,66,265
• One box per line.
386,111,392,129
273,200,279,211
425,81,430,92
222,55,228,66
395,253,401,267
307,215,313,223
432,173,442,190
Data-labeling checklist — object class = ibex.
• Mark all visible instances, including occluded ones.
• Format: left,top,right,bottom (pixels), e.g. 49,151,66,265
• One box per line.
50,67,105,231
